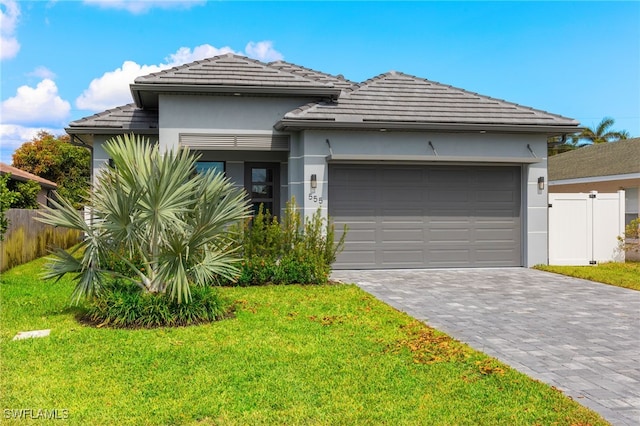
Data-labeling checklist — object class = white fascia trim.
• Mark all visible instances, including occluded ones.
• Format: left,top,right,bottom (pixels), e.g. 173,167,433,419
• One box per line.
549,173,640,186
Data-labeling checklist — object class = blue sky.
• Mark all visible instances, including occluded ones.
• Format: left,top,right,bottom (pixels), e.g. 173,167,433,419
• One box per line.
1,1,639,163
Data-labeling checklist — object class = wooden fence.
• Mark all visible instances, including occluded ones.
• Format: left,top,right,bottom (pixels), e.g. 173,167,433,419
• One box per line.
1,209,82,272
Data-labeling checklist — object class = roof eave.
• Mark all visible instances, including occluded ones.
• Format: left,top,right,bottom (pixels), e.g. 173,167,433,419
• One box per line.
65,127,159,136
131,83,342,108
275,119,581,134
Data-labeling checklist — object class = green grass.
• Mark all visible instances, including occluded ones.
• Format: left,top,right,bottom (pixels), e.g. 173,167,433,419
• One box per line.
535,262,640,291
1,257,609,425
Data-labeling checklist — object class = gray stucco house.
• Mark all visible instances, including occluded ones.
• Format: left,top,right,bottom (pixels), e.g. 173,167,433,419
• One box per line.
66,53,579,269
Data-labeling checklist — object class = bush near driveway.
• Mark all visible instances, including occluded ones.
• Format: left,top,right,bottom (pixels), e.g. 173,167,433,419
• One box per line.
233,199,346,286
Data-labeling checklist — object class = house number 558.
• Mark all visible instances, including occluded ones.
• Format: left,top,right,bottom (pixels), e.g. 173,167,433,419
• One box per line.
308,193,323,204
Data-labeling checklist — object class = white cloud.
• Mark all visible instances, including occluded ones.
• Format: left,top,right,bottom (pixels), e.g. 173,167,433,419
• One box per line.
28,66,56,80
166,44,239,66
76,61,166,110
75,42,285,111
0,125,64,163
1,79,71,125
0,0,21,60
83,0,205,14
245,41,283,62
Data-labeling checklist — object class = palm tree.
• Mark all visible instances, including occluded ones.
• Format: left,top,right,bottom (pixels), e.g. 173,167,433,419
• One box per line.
576,117,629,145
38,134,250,304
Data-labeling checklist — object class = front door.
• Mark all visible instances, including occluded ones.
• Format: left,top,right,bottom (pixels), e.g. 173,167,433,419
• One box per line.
245,163,280,216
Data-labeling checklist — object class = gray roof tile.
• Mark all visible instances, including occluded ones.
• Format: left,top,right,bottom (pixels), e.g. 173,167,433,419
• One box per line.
283,71,579,127
548,137,640,181
267,60,356,89
68,104,158,130
135,53,336,89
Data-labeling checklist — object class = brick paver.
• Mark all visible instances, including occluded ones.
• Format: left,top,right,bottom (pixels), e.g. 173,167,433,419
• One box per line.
331,268,640,426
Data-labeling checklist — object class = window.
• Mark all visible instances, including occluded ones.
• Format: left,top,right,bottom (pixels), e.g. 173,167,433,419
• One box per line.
195,161,225,175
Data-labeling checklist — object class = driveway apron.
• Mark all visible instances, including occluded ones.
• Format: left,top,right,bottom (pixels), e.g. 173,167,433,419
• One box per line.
331,268,640,426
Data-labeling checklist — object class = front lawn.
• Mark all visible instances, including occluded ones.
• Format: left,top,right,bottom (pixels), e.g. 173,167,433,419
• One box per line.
535,262,640,291
1,257,608,425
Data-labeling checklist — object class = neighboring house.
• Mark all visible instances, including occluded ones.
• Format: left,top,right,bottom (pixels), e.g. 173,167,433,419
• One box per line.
0,162,57,206
66,53,580,269
548,138,640,225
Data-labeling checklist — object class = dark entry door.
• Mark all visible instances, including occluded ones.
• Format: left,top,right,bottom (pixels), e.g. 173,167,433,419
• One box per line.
245,163,280,216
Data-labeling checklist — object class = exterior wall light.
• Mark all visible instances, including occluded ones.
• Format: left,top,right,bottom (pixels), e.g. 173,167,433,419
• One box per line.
538,176,545,190
310,174,317,189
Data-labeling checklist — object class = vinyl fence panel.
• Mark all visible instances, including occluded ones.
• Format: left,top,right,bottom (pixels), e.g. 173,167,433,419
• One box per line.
548,191,625,265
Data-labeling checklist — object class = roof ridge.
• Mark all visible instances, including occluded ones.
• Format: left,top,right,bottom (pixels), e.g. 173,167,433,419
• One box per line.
268,60,357,85
344,72,395,94
135,53,257,82
135,53,336,87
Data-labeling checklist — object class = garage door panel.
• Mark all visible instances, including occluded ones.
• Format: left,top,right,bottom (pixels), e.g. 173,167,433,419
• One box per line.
330,164,521,269
427,248,472,265
382,168,424,184
344,229,377,242
475,190,519,203
429,228,472,242
380,211,425,221
338,250,377,266
428,169,470,185
381,229,425,242
476,249,519,264
332,188,377,204
381,249,425,265
429,190,472,203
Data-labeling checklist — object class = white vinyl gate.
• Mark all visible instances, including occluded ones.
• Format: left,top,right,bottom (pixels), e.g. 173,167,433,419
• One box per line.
548,191,625,265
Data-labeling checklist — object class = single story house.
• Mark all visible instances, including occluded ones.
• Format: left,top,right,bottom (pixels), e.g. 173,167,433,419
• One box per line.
66,53,580,269
548,138,640,226
0,162,58,206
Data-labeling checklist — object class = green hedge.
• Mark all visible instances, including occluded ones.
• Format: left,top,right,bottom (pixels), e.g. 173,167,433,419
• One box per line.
233,198,346,285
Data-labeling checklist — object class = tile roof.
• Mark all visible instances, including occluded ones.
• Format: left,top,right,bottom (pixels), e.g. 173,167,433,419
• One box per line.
0,162,57,188
548,137,640,181
267,60,356,90
134,53,337,89
68,103,158,131
281,71,579,127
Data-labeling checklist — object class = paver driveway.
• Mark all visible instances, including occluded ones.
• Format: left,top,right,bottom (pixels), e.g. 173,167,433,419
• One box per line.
331,268,640,426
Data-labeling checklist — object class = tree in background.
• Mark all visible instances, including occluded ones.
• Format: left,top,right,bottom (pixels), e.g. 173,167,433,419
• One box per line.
574,117,629,145
548,117,630,156
12,131,90,209
0,174,17,241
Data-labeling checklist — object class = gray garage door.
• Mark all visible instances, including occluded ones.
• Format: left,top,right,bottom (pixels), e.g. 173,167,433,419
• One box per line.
329,164,522,269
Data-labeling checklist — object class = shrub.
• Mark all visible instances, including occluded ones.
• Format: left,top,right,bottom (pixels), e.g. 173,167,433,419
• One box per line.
38,134,250,304
233,198,346,285
82,279,231,328
620,217,640,254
